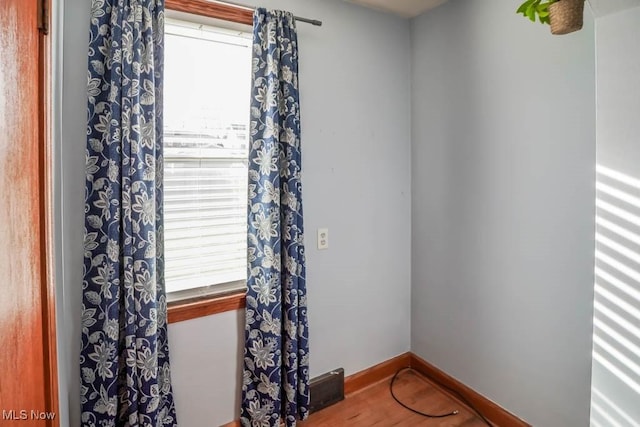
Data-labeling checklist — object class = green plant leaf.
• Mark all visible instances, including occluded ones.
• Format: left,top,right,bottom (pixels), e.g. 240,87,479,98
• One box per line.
517,0,535,16
517,0,556,26
539,4,549,16
516,2,529,14
526,4,536,21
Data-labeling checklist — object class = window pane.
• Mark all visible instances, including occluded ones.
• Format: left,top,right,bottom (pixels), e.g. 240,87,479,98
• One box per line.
163,19,251,294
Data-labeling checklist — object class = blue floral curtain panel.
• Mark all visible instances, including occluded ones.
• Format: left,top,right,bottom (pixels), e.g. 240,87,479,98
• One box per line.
242,8,310,427
80,1,177,426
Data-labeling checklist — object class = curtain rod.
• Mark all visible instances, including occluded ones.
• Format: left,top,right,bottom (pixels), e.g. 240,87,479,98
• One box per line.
214,0,323,26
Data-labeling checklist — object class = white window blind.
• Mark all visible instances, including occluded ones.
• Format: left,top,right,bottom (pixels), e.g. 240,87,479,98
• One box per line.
163,19,252,294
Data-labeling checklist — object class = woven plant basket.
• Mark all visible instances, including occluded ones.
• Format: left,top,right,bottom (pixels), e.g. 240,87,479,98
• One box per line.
549,0,585,35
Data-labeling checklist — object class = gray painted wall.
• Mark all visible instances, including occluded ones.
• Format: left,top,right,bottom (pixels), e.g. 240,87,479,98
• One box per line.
57,2,89,427
591,6,640,426
51,0,67,425
56,1,412,426
410,1,596,426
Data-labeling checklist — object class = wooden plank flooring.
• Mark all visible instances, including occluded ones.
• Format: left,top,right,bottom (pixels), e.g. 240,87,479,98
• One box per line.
301,369,490,427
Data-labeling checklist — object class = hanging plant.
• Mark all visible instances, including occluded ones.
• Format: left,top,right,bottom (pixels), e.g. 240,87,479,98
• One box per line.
517,0,554,24
517,0,585,35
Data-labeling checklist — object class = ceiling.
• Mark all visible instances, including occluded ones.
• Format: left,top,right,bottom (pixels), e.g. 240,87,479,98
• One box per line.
345,0,450,18
588,0,640,17
347,0,640,18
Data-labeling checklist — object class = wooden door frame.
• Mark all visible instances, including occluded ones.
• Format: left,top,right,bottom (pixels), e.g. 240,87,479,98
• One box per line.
38,0,60,423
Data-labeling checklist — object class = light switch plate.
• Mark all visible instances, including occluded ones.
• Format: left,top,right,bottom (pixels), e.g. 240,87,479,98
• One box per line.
317,228,329,250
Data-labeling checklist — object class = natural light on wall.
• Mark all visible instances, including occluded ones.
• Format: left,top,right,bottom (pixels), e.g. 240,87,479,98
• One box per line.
163,18,252,296
591,164,640,427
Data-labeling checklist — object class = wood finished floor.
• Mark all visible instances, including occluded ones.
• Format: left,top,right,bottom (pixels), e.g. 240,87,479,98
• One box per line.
300,369,490,427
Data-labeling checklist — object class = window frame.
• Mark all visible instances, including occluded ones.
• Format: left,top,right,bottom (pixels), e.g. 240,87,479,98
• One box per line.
165,0,253,25
165,0,253,323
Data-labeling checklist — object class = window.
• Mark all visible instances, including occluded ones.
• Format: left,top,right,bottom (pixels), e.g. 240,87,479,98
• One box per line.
163,17,252,300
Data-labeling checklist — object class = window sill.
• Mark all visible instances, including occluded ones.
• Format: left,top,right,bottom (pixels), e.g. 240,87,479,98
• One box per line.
168,290,246,324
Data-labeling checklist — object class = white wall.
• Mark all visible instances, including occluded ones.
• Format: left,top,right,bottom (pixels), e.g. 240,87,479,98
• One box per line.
591,5,640,426
410,1,596,426
56,1,412,426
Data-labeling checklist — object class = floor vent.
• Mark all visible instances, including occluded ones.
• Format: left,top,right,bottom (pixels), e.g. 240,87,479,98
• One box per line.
309,368,345,414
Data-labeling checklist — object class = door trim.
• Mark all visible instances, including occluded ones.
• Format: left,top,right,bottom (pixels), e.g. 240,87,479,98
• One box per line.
38,0,59,423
